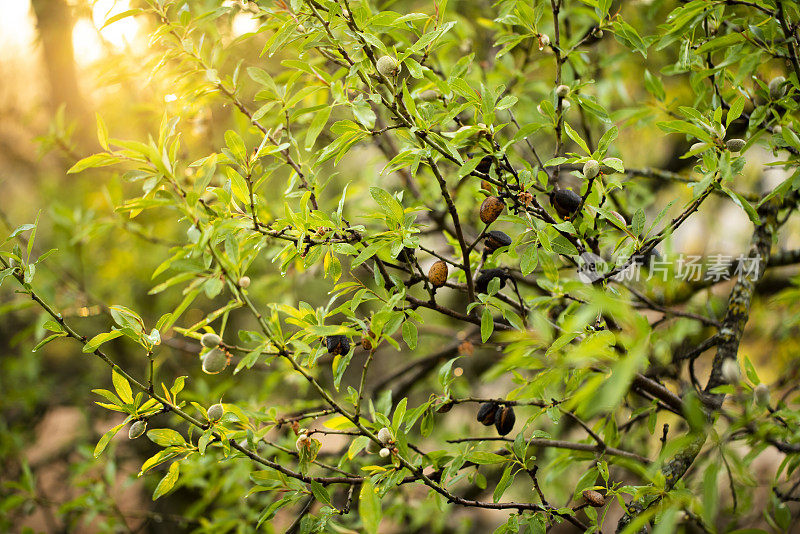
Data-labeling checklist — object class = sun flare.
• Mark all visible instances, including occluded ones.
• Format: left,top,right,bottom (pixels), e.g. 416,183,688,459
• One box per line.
72,0,140,66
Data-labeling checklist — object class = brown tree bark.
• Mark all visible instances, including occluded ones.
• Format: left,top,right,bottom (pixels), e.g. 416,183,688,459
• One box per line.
30,0,88,123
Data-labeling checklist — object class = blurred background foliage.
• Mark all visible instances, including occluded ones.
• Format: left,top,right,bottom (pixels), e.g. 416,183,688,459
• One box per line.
1,0,800,533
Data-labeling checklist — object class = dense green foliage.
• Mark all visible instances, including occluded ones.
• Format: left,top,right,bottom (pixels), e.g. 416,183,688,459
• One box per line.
3,0,800,532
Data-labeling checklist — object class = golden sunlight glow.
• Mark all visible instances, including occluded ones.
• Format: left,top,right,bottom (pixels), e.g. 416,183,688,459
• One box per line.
72,0,140,66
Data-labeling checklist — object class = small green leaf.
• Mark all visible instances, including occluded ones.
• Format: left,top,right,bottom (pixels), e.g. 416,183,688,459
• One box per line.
402,321,417,349
359,481,382,534
83,330,123,353
153,461,180,500
112,369,133,404
481,308,494,342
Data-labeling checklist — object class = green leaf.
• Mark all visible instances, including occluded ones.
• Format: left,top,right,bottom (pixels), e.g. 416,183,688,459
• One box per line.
33,333,65,352
94,423,125,457
147,428,186,447
305,106,332,150
481,307,494,342
466,451,508,464
359,480,382,534
100,8,141,30
83,330,123,353
224,130,247,163
112,369,133,404
369,187,404,225
402,320,417,349
644,70,665,101
309,481,332,506
564,123,590,154
493,465,514,502
153,461,180,500
96,113,109,150
67,153,119,174
722,186,759,224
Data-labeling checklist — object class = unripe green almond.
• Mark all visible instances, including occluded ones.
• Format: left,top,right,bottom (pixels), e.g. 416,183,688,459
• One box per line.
726,138,746,152
376,56,400,78
379,447,391,458
769,76,786,99
201,332,221,348
207,403,224,422
419,89,439,102
377,427,393,444
774,125,783,135
238,276,251,289
187,225,201,243
754,384,770,407
556,84,570,98
583,159,600,179
690,142,709,153
721,359,740,384
202,348,228,374
562,99,571,111
128,420,146,440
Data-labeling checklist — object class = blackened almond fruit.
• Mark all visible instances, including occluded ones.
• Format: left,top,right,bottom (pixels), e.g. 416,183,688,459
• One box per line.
397,246,416,264
437,400,454,413
480,196,505,224
484,230,512,252
477,402,498,426
428,260,449,288
476,155,493,174
494,405,515,435
326,335,350,355
476,268,508,294
550,189,581,219
582,489,606,507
